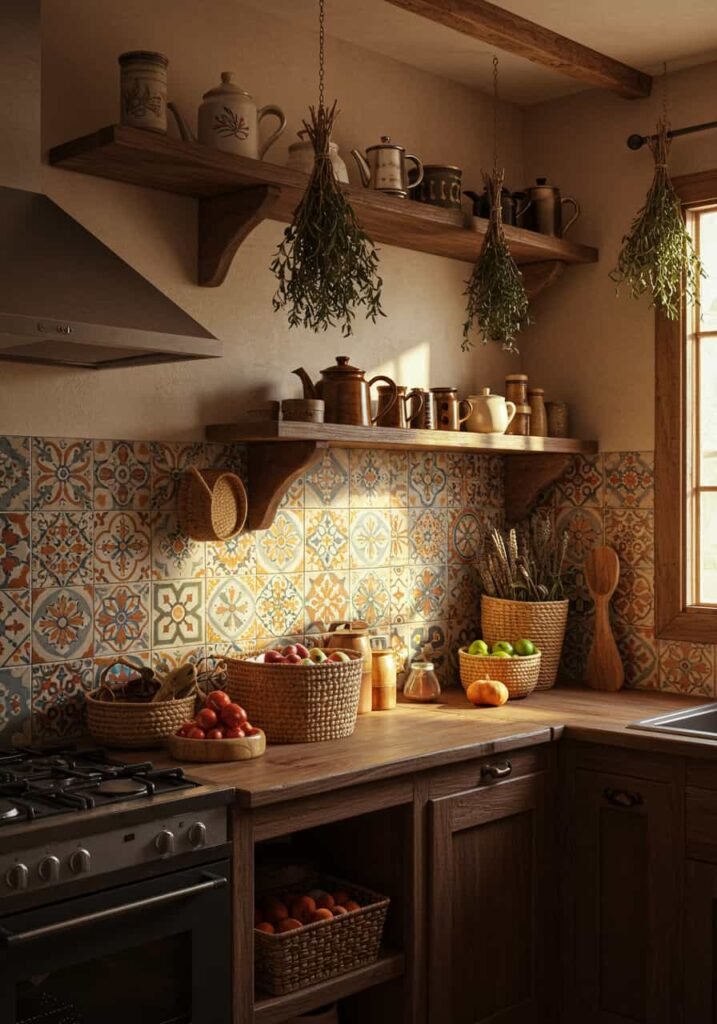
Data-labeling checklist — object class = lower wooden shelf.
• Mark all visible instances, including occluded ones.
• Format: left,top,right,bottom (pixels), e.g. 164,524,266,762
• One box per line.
253,950,405,1024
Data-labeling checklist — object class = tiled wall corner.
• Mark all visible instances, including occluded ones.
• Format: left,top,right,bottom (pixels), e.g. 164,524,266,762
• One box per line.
0,437,502,746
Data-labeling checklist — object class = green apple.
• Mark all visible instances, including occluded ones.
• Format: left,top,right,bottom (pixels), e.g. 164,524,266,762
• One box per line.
468,639,489,656
300,657,314,665
490,650,511,659
309,647,328,663
514,638,536,657
491,640,514,656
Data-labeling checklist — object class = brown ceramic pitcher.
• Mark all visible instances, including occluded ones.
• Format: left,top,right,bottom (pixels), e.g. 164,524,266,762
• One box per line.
376,385,425,428
430,387,473,431
325,620,373,714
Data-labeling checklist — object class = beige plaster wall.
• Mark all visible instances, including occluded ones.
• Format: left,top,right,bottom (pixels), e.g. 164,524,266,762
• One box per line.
521,59,717,452
0,0,525,440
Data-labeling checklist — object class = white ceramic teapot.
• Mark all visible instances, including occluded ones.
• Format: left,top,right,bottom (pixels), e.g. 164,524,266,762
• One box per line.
170,72,286,159
465,388,517,434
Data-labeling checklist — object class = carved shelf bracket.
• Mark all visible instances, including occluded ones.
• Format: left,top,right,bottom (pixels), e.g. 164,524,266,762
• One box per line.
504,452,573,523
199,185,281,287
246,441,326,531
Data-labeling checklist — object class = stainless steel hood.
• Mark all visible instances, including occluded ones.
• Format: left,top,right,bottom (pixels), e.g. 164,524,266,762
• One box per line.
0,0,221,369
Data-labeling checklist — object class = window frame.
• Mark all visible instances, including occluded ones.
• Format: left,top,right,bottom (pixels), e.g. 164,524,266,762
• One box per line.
655,168,717,641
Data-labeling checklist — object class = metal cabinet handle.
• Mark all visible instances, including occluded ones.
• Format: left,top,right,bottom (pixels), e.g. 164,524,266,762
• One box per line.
603,787,643,808
0,874,226,946
480,760,512,781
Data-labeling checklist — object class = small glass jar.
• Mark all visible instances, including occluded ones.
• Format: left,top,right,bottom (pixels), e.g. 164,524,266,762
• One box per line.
403,661,441,702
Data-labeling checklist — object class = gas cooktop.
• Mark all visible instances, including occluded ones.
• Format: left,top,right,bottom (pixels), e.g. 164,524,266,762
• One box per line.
0,746,198,826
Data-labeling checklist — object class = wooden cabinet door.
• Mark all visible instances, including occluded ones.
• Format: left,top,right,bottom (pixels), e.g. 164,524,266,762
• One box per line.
684,859,717,1023
427,772,549,1024
570,769,679,1024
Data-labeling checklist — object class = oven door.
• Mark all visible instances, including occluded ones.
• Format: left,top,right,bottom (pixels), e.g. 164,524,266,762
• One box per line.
0,860,231,1024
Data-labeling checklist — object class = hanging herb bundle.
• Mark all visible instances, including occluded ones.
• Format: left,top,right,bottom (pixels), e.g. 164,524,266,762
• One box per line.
610,118,703,319
462,168,530,353
462,57,529,354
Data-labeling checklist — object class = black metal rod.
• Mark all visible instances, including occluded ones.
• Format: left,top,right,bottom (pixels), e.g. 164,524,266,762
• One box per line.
627,119,717,150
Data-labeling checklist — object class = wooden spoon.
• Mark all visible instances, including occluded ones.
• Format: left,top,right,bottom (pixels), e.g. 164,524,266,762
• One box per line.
584,546,624,692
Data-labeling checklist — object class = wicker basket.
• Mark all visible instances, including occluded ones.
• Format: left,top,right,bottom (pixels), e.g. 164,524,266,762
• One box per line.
480,595,568,690
178,466,247,542
226,650,362,744
458,648,541,699
255,876,389,996
85,690,198,749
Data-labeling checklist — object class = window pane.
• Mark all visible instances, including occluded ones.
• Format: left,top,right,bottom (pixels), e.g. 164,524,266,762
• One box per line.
699,491,717,603
700,336,717,484
699,209,717,332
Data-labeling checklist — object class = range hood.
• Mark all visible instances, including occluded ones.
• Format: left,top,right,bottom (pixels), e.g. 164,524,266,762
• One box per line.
0,0,221,369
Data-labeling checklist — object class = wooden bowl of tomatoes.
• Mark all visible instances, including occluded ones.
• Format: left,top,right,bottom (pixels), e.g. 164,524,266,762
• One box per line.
166,689,266,763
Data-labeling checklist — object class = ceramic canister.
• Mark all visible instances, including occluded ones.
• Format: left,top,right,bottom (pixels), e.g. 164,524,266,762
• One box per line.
119,51,168,133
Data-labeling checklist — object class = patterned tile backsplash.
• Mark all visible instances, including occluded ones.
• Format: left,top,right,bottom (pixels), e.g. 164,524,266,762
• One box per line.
0,436,709,746
0,437,501,745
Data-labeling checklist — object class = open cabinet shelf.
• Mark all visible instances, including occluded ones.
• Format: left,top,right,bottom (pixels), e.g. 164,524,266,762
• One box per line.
254,950,405,1024
205,421,597,528
49,125,599,290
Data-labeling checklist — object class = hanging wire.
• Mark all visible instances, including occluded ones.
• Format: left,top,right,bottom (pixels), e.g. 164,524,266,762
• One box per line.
661,60,669,127
318,0,325,111
492,55,499,176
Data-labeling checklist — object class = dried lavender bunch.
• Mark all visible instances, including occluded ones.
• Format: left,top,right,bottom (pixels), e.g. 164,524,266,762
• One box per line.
477,513,567,602
271,101,384,336
610,119,703,320
462,169,530,353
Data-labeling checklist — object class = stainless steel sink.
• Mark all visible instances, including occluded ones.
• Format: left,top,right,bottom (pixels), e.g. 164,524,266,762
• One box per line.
629,703,717,739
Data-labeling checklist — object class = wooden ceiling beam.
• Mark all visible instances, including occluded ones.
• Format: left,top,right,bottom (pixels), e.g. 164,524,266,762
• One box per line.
385,0,652,99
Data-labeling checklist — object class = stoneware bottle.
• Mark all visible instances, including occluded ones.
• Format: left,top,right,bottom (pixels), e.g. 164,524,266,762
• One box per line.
198,72,286,158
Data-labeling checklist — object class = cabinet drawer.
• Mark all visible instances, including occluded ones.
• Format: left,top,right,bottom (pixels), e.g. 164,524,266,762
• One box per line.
686,786,717,861
573,742,679,782
426,744,550,799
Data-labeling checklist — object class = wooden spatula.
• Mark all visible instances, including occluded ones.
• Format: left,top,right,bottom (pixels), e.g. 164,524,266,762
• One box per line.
584,546,624,692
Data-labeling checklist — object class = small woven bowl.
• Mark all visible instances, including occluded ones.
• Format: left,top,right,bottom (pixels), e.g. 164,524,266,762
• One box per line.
458,647,541,700
85,690,198,748
178,465,247,542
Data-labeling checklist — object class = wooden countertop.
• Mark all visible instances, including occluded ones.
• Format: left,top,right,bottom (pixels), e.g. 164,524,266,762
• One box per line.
160,686,717,808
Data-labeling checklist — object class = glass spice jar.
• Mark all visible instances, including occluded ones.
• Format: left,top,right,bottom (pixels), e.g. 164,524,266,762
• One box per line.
403,661,441,702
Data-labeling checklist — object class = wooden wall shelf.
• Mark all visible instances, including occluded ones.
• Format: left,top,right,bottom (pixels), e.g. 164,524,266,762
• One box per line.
49,126,599,290
204,421,597,528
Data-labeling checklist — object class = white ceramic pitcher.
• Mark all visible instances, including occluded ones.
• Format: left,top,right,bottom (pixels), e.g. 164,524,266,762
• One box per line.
465,388,517,434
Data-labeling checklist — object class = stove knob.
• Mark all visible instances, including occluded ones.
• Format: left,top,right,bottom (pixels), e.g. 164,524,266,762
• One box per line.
5,863,29,890
69,848,91,875
38,855,61,883
155,829,176,858
187,822,207,848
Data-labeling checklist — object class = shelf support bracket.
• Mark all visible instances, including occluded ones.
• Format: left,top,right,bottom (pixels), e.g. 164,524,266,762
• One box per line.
504,452,572,523
246,441,326,531
198,185,281,287
522,261,566,300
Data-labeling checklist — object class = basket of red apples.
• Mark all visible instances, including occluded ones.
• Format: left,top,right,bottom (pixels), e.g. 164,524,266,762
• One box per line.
166,689,266,762
226,643,363,744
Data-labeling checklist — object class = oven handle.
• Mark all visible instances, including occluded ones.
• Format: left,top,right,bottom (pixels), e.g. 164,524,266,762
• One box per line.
0,873,227,947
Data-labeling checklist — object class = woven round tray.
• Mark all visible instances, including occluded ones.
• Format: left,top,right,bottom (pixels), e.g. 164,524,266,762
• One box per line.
255,875,389,996
226,650,362,744
480,595,568,690
458,647,541,699
85,690,198,749
178,466,247,542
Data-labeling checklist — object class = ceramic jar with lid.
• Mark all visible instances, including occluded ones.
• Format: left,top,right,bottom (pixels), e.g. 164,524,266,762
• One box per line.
505,374,530,436
198,72,286,158
119,51,168,133
527,387,547,437
371,649,397,710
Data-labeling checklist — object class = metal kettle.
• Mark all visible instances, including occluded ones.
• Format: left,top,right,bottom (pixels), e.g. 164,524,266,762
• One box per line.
524,178,580,237
292,357,398,426
351,136,424,198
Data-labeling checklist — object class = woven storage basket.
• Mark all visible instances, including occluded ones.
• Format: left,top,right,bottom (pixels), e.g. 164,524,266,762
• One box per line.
85,690,198,749
481,595,568,690
178,466,247,542
226,651,362,743
255,876,389,996
458,648,541,699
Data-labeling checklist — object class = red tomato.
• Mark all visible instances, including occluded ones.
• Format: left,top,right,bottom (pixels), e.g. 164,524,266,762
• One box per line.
206,728,224,740
176,721,194,737
205,689,231,712
244,726,262,737
196,707,218,730
221,703,248,728
187,727,206,739
223,726,245,739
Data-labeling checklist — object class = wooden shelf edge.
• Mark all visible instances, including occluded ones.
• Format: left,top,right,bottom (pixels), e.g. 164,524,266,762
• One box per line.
207,419,597,456
48,126,599,278
254,951,405,1024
